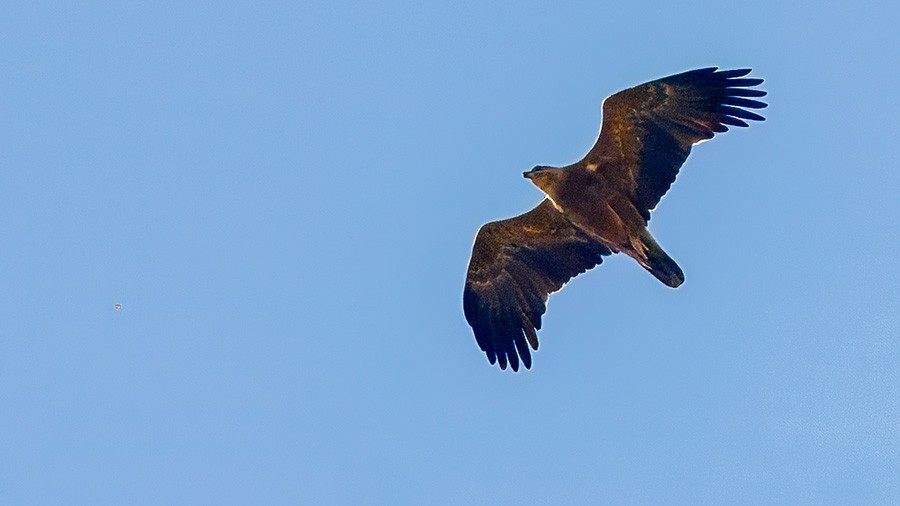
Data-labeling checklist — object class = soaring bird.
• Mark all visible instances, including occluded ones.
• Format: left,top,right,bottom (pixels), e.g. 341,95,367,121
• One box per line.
463,67,766,371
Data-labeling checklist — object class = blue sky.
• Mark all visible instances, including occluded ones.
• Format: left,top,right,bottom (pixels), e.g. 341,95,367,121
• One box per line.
2,1,899,504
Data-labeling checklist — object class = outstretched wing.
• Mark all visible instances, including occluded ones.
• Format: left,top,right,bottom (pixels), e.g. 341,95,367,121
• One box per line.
585,67,767,220
463,199,611,371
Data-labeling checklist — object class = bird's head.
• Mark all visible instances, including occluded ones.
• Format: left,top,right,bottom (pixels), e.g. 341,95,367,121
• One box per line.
523,165,563,195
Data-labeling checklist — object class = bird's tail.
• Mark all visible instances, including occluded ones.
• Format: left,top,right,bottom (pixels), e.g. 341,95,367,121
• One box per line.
635,230,684,288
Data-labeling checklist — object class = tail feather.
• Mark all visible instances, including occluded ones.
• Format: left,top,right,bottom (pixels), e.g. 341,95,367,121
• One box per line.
638,231,684,288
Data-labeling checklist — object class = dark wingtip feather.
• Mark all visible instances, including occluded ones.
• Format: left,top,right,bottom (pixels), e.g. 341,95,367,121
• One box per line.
725,77,764,87
727,88,767,98
507,341,520,372
497,351,508,370
719,105,766,122
514,332,531,370
722,96,768,109
715,68,752,78
719,116,749,128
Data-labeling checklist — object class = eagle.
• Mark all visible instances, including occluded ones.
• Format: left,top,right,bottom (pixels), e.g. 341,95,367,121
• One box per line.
463,67,767,371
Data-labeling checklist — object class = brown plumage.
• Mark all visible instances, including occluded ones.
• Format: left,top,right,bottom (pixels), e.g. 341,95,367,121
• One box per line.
464,67,767,371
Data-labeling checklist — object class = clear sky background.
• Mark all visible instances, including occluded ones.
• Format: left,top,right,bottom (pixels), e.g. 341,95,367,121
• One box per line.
2,1,899,504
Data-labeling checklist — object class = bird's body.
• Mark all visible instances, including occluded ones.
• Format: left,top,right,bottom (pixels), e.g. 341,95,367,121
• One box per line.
464,67,767,371
526,164,678,286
